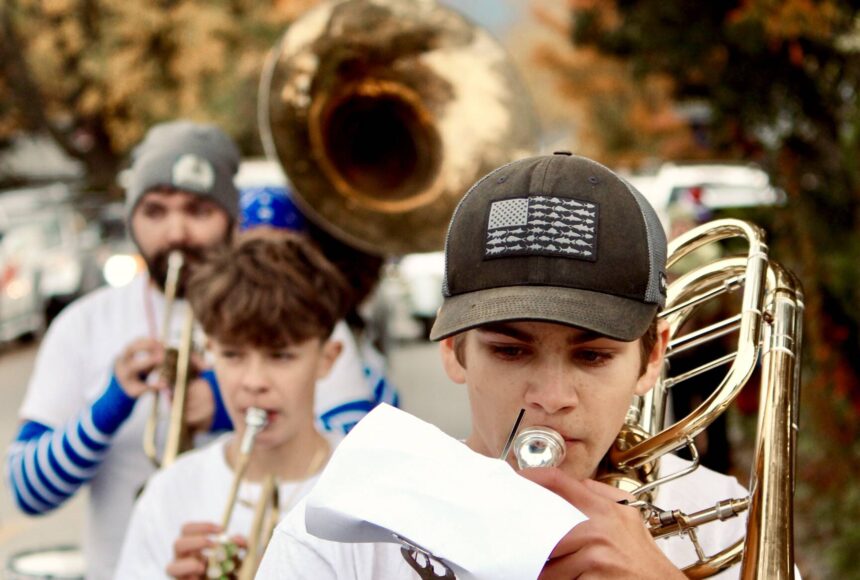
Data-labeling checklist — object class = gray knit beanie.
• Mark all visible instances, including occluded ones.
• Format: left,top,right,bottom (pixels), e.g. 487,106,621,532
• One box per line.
125,120,241,221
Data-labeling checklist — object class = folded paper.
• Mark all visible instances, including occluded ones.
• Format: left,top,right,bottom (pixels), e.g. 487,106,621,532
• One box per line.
305,404,586,580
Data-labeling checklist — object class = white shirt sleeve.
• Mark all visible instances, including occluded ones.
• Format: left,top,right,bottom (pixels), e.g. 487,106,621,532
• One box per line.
114,474,175,580
19,302,91,426
257,500,340,580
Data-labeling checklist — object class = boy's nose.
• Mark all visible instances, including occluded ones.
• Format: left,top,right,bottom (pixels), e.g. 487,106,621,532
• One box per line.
241,359,271,394
523,364,578,415
242,380,270,395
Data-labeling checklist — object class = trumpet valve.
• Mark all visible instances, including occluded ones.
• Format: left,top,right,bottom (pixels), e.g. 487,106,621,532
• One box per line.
159,347,180,387
205,534,243,580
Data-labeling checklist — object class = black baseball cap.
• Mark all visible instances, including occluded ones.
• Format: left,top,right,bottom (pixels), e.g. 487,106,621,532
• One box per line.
429,153,667,342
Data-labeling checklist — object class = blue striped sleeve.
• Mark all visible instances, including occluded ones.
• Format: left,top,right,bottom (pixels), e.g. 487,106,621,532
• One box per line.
6,375,136,515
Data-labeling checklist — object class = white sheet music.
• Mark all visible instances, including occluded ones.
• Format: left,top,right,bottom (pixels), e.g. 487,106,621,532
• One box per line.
304,404,587,580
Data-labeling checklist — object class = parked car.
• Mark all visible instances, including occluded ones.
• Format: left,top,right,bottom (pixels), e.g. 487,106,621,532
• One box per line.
0,228,43,342
90,201,144,290
623,161,786,229
396,252,445,338
0,184,104,342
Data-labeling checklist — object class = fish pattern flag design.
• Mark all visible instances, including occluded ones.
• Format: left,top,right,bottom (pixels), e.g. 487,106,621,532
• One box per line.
484,196,599,261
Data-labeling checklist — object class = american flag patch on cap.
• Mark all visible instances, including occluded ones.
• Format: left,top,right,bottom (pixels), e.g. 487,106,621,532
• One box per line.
484,196,598,260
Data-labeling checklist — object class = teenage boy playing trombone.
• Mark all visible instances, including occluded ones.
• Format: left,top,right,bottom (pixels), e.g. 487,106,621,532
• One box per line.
257,153,751,579
115,231,348,579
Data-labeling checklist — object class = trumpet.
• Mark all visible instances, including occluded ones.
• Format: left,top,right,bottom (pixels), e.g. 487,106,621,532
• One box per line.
206,408,279,580
514,218,802,579
143,250,197,468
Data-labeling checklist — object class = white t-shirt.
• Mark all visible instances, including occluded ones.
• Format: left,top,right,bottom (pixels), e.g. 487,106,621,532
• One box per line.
16,274,379,580
114,434,326,579
257,454,750,579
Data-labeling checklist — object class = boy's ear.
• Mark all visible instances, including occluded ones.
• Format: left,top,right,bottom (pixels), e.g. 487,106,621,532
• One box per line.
439,336,466,385
316,339,343,380
634,318,670,397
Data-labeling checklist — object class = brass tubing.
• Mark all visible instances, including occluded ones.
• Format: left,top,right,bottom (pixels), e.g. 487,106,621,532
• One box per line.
661,277,744,319
739,264,802,579
683,540,744,579
664,352,737,389
649,498,750,540
667,314,742,358
161,307,195,468
143,250,184,467
613,221,768,470
600,219,801,577
238,475,279,580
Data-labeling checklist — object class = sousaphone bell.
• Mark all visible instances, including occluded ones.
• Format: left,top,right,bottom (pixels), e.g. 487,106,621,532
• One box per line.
259,0,540,256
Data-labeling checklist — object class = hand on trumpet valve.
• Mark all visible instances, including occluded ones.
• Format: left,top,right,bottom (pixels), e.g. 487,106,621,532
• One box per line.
519,470,685,580
114,338,166,398
165,521,246,580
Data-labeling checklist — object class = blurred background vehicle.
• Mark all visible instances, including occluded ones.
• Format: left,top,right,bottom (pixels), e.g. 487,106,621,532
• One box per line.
0,226,43,343
395,252,445,339
0,184,138,344
624,161,785,227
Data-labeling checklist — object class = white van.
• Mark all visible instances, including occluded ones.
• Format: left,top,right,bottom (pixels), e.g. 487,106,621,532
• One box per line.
0,184,97,341
623,161,785,229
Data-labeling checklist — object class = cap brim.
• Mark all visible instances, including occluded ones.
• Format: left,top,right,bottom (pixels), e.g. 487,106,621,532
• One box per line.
429,286,657,342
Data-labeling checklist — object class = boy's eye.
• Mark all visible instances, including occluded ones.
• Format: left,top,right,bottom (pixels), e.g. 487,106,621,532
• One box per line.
490,344,529,359
220,349,243,360
575,350,612,365
270,350,296,361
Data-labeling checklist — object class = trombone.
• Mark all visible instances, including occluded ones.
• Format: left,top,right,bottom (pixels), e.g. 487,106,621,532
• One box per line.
143,250,197,468
514,218,802,578
206,408,280,580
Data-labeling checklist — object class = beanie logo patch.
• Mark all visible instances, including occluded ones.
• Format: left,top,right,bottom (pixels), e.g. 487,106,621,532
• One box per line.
484,195,598,261
171,154,215,193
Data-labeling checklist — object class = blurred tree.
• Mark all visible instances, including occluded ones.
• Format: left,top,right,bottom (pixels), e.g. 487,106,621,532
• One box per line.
0,0,317,190
540,0,860,575
531,3,704,167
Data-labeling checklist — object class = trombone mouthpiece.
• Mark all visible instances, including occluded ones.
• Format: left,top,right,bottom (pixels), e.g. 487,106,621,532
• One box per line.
240,408,269,455
513,426,566,469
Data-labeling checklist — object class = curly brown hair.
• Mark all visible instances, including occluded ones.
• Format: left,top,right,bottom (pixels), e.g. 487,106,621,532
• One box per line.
187,230,351,348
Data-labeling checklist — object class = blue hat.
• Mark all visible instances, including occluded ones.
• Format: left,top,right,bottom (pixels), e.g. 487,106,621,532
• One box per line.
239,186,306,232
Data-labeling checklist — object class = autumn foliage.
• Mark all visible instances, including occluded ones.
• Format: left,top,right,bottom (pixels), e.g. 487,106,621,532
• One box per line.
0,0,317,189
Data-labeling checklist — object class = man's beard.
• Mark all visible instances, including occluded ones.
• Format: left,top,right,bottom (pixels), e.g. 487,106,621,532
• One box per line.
144,245,210,298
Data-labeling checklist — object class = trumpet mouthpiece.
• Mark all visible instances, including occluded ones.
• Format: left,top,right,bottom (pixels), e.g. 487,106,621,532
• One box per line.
245,407,268,430
239,408,269,455
167,250,185,270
